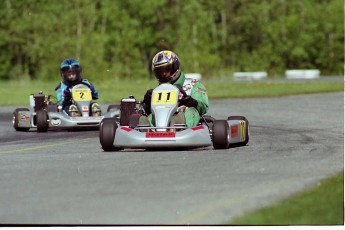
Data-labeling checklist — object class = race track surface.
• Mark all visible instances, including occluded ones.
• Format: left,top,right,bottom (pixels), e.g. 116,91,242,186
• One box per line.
0,92,343,225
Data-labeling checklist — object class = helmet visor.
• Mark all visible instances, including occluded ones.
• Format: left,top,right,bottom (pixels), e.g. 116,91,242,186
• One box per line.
62,69,77,76
61,65,80,82
61,65,80,74
153,65,172,82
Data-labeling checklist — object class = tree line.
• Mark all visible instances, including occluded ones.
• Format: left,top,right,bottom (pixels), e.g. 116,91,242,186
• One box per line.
0,0,343,81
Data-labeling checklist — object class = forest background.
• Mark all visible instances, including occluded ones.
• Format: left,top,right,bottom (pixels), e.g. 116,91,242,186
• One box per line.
0,0,343,82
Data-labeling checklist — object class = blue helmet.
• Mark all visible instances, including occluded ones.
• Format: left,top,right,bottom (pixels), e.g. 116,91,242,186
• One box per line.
60,58,82,84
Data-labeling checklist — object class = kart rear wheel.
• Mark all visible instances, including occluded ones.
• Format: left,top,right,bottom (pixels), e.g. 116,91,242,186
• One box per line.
212,120,230,149
228,116,249,147
99,118,121,151
13,108,30,132
36,109,49,132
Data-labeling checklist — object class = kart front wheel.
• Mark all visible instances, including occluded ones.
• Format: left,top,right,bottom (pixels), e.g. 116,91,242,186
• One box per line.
13,108,30,132
212,120,230,149
99,118,120,151
36,110,49,132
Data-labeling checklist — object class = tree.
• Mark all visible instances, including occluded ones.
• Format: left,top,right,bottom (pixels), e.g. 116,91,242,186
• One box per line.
0,0,342,81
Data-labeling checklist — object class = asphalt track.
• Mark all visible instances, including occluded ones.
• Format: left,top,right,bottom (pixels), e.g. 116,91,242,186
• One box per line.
0,92,343,225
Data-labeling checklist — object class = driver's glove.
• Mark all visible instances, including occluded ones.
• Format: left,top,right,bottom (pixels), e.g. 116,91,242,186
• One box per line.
63,89,71,101
143,89,153,105
181,95,198,108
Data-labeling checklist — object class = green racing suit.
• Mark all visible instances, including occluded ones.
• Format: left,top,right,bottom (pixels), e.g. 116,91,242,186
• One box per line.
143,71,209,128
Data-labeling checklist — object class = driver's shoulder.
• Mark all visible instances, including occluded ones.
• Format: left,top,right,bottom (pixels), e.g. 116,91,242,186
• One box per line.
55,82,67,91
79,79,93,87
183,77,201,87
54,83,61,91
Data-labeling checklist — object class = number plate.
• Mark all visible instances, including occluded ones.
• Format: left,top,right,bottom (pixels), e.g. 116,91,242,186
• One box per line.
152,90,177,105
72,89,92,101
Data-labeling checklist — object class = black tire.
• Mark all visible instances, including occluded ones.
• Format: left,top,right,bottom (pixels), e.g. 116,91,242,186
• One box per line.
13,108,30,132
228,116,249,147
107,104,121,112
212,120,229,149
36,109,49,132
99,118,120,151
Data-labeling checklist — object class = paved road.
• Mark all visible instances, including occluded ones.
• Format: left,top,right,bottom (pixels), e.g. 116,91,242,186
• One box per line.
0,92,343,225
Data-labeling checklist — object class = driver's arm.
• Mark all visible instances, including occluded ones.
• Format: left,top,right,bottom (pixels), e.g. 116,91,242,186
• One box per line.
190,82,209,115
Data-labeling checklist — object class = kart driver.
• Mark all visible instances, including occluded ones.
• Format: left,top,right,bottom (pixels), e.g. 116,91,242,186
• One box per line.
139,50,209,128
55,58,101,117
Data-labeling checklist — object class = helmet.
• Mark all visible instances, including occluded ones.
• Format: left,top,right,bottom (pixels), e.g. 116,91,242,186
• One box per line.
60,58,82,84
152,50,180,84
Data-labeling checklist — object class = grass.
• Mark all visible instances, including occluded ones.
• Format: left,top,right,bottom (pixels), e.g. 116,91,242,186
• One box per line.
0,79,155,106
0,78,343,106
228,172,344,225
206,81,343,99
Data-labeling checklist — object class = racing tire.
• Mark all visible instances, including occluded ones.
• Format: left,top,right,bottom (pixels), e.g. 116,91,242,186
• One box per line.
107,104,121,112
227,116,249,147
212,120,230,149
36,109,49,132
13,108,30,132
99,118,121,151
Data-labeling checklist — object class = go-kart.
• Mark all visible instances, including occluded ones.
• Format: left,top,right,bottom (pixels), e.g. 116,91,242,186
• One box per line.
13,83,120,132
99,83,249,151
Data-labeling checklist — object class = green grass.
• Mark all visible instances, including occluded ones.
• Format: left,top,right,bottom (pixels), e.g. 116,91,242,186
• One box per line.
0,79,155,106
205,81,343,99
228,172,344,225
0,79,343,105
